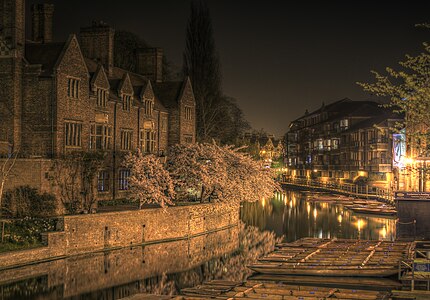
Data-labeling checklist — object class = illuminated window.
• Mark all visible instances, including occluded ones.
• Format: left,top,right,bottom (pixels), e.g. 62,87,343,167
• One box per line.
118,169,130,190
340,119,349,130
97,171,110,192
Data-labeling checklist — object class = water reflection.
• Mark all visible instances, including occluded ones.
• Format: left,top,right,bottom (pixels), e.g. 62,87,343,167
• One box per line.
0,222,280,299
241,190,396,242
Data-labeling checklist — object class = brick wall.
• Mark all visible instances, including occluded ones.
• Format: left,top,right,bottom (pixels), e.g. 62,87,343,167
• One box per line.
55,36,93,155
0,158,53,194
0,203,239,269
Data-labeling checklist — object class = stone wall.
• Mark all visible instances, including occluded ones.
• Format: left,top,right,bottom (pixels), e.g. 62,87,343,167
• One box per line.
0,225,239,298
0,202,239,269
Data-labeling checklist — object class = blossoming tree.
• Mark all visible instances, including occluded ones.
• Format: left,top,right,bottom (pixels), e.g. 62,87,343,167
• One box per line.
167,143,227,202
124,149,175,208
167,143,280,204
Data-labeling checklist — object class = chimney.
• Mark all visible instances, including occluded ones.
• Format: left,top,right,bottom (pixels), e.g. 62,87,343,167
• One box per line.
136,48,163,83
0,0,25,57
31,3,54,43
79,21,115,76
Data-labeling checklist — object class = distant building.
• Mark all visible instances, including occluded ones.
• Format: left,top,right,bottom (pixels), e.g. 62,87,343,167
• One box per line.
0,1,196,200
285,98,402,187
240,133,283,165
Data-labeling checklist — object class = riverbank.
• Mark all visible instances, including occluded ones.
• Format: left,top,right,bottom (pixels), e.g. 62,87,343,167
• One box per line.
0,202,239,270
281,178,394,204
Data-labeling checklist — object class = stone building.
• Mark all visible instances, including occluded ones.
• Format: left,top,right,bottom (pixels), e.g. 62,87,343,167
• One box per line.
0,1,196,200
285,98,402,187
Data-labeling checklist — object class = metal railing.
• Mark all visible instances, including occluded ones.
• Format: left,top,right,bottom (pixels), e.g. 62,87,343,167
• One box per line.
280,177,394,203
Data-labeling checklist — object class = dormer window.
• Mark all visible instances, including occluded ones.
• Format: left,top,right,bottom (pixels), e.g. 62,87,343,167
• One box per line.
144,99,154,115
67,78,80,99
96,88,108,107
185,106,193,120
122,94,132,111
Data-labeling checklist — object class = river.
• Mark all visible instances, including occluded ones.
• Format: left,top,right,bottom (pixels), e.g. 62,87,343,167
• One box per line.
0,190,397,299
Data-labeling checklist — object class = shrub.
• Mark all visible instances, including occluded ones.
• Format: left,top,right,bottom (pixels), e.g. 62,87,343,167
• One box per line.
2,186,57,218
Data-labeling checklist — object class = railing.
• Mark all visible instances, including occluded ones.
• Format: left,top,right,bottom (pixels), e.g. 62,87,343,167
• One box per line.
280,177,394,203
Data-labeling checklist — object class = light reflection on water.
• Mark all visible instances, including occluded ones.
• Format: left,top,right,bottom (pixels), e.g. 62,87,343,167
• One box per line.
241,190,396,242
0,190,396,299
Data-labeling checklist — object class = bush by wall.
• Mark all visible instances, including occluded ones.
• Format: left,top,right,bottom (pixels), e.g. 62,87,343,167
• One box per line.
2,186,57,218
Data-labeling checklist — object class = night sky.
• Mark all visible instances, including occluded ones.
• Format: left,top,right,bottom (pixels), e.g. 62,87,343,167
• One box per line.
27,0,430,137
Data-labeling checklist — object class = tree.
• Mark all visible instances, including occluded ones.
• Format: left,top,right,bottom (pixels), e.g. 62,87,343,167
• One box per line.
217,96,251,145
167,143,280,204
358,38,430,157
50,151,106,214
183,0,223,142
217,144,281,203
0,150,18,218
167,143,227,202
124,149,175,208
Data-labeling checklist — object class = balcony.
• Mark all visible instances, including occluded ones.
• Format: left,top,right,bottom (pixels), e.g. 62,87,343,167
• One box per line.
369,158,392,172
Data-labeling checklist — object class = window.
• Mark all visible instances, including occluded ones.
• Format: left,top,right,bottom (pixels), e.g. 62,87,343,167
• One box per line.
97,171,110,192
67,78,80,98
90,124,112,150
323,139,331,151
120,130,133,150
144,99,154,115
332,138,340,150
140,129,156,153
340,119,349,130
96,88,108,107
185,106,193,120
65,122,82,147
122,94,132,111
119,169,130,190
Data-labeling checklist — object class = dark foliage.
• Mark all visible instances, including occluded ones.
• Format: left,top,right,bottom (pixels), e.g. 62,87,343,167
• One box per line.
2,186,57,218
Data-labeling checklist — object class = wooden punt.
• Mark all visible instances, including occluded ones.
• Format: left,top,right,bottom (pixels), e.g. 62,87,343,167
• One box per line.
249,238,415,278
248,263,399,277
180,280,391,299
248,273,402,290
347,206,397,216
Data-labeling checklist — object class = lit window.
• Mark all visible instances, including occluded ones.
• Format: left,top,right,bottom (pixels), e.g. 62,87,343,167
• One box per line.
119,169,131,190
64,122,82,147
340,119,349,130
90,124,112,150
97,171,110,192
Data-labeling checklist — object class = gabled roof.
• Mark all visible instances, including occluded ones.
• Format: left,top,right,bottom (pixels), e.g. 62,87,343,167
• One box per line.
25,42,65,76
